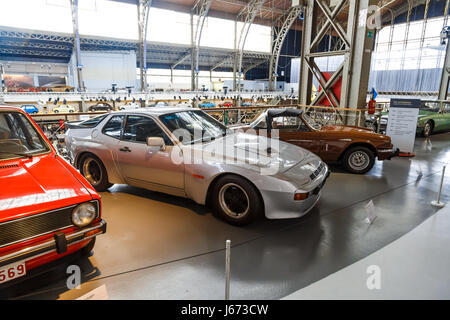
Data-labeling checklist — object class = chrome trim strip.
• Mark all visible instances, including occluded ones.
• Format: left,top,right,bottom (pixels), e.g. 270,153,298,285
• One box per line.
0,220,106,265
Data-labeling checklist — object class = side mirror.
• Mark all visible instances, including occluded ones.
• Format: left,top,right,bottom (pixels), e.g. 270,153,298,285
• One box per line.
147,137,166,152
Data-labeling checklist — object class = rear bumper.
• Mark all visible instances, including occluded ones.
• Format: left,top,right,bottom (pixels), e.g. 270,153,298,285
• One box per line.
0,220,106,269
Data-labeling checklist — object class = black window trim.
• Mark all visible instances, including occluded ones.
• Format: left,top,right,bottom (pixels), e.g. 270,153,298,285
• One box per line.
101,114,125,140
122,114,174,146
79,114,108,128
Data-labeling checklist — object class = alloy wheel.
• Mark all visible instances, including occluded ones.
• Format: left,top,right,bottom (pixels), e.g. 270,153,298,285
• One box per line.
218,183,250,219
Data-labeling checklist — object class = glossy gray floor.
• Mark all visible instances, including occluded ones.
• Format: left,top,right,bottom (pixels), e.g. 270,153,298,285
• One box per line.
284,204,450,299
6,133,450,300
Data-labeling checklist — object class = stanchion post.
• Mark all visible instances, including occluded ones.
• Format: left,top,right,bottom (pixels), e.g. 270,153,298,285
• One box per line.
225,239,231,300
431,166,446,208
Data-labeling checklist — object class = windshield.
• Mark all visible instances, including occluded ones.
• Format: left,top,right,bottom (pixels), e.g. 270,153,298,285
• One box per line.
420,104,440,112
302,114,322,130
251,113,267,129
0,111,50,160
159,110,228,145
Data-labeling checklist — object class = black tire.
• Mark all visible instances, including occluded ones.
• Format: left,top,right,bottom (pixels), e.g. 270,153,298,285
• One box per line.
210,175,263,226
422,120,433,137
81,238,96,257
79,154,112,191
342,146,375,174
53,110,59,113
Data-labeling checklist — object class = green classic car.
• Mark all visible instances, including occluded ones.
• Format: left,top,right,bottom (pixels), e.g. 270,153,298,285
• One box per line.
367,102,450,137
417,102,450,137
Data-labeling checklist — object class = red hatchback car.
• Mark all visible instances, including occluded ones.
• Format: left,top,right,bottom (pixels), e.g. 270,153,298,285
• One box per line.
0,106,106,287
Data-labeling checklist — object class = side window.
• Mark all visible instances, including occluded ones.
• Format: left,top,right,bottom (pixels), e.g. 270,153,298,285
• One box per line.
102,115,124,139
123,115,172,145
272,116,309,132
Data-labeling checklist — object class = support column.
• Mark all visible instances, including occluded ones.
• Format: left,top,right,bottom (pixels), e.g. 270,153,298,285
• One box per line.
233,20,238,91
298,0,315,105
439,28,450,100
340,0,378,109
191,12,196,91
70,0,84,92
0,63,4,93
137,0,151,93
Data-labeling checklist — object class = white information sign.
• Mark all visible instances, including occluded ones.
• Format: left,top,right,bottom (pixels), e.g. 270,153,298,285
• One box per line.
386,99,420,153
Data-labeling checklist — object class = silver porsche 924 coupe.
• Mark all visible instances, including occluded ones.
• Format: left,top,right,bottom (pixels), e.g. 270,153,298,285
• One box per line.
65,107,330,225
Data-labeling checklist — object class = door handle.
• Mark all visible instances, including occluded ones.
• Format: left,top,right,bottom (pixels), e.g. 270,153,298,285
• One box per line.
119,147,131,152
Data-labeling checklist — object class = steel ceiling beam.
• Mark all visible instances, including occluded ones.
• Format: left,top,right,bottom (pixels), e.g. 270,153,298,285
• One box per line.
235,0,266,99
299,0,377,112
380,0,426,24
0,40,73,51
268,5,302,91
0,47,70,58
191,0,214,91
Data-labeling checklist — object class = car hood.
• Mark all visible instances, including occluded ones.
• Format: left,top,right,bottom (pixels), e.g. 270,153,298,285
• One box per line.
186,132,319,174
321,125,388,140
0,155,93,223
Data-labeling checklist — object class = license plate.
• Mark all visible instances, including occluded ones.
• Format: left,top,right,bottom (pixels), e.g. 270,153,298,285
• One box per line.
0,261,27,284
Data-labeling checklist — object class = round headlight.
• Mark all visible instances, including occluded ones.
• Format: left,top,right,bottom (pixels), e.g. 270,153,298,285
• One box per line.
72,203,97,227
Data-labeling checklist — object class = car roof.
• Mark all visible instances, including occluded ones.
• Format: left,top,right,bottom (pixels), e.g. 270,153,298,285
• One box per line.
0,105,28,113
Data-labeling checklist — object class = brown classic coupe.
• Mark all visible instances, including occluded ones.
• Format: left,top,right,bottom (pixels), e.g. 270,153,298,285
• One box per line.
242,108,398,174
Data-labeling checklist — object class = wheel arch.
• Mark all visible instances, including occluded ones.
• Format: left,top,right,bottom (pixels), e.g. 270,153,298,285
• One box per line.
75,151,103,170
204,172,265,212
338,142,377,161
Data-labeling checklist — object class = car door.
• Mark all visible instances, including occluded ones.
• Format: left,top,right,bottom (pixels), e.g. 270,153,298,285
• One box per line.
116,114,185,196
441,103,450,130
274,116,322,156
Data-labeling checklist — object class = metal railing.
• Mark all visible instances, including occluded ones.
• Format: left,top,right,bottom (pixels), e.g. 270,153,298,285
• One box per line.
29,104,383,131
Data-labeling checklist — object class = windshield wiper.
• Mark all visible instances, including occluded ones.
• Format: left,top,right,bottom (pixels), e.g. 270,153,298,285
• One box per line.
0,151,33,159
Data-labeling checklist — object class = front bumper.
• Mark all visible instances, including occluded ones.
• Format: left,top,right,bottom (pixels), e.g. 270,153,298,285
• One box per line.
0,220,106,268
263,168,330,220
378,148,400,160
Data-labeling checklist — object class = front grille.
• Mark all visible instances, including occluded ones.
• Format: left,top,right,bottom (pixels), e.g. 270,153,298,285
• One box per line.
0,206,75,248
310,162,325,181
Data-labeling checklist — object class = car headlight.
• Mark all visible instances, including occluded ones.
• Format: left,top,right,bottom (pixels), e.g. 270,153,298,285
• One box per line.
72,202,97,227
